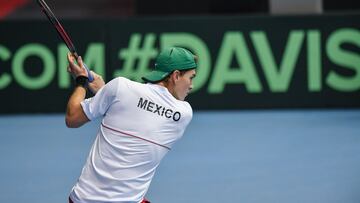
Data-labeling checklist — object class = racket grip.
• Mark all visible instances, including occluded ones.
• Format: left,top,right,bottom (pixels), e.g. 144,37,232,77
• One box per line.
83,62,94,82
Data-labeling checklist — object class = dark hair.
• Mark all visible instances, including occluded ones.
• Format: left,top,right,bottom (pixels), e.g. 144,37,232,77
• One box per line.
150,55,197,84
161,69,192,83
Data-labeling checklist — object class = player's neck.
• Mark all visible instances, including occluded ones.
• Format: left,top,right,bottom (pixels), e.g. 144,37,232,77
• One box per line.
156,81,178,100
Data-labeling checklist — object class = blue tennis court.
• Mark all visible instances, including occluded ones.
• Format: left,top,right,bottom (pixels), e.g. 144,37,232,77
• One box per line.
1,110,359,203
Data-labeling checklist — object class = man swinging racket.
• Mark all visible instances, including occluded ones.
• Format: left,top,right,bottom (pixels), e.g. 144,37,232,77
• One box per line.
66,47,197,203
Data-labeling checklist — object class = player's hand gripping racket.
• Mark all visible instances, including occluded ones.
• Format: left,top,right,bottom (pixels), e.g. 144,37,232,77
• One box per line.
37,0,94,82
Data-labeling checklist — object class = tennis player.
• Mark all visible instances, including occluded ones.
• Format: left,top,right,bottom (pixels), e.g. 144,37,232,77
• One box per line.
66,47,197,203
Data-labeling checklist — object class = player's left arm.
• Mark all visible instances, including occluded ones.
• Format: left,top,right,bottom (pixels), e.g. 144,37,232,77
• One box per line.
66,86,89,128
65,53,105,128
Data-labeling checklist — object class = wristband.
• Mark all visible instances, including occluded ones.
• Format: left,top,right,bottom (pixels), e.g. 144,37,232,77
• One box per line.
75,76,89,87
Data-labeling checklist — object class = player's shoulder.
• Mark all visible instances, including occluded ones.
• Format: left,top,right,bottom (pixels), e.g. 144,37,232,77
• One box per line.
180,100,192,110
177,100,193,117
111,77,151,95
111,77,143,88
112,76,131,84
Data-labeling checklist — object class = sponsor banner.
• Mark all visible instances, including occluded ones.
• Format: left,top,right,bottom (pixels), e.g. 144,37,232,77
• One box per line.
0,14,359,113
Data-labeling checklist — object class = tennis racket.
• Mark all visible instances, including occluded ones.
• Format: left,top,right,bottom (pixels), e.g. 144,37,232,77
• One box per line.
37,0,94,82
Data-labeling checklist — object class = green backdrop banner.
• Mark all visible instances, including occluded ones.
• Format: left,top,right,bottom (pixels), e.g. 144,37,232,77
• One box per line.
0,14,359,113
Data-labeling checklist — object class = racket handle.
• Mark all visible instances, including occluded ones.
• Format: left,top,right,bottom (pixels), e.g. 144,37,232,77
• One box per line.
73,53,94,82
83,62,94,82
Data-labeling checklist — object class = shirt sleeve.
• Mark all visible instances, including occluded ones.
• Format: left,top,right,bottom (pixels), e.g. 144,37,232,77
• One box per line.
183,101,193,127
80,77,122,120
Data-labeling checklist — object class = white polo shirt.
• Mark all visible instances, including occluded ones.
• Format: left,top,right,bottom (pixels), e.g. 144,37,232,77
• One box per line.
69,77,193,203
